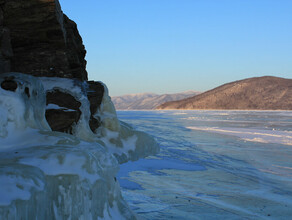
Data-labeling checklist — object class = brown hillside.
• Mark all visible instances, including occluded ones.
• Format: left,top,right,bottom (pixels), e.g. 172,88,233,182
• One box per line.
157,76,292,110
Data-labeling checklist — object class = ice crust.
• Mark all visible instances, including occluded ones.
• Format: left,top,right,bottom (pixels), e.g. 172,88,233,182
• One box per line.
0,73,158,219
187,126,292,145
39,77,159,163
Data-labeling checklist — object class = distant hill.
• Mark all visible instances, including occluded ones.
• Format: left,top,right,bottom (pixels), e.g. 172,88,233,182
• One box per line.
112,91,200,110
157,76,292,110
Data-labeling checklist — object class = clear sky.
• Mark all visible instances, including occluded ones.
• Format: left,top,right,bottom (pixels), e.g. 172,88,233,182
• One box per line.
60,0,292,96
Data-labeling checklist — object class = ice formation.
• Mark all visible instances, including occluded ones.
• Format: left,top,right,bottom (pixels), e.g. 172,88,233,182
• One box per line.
39,77,159,163
0,73,159,219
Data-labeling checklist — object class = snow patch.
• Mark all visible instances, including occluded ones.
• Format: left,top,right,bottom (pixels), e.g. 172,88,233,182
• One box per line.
187,126,292,145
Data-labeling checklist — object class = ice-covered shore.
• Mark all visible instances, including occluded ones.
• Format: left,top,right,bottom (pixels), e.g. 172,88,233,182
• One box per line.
0,73,159,219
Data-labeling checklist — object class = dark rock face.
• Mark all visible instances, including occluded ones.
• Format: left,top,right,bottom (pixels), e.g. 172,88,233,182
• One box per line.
87,81,104,132
0,0,87,80
46,90,82,111
0,27,13,73
1,76,17,91
0,0,105,134
43,81,105,134
45,89,82,133
45,109,81,134
87,81,104,115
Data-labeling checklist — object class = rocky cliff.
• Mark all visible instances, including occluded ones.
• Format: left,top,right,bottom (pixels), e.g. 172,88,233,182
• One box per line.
0,0,87,80
0,0,101,133
0,0,159,164
0,1,159,219
157,76,292,110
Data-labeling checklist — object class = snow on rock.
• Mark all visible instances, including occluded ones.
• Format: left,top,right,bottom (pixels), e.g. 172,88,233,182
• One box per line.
95,83,159,163
0,73,50,135
40,77,159,164
0,73,158,219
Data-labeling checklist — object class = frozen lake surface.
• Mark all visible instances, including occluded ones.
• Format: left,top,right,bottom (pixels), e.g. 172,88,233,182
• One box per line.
117,110,292,220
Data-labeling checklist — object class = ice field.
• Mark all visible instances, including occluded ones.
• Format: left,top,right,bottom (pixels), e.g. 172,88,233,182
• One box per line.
117,110,292,220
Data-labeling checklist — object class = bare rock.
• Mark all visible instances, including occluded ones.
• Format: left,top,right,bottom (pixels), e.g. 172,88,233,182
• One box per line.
46,89,82,111
1,77,17,91
87,81,104,132
45,89,82,133
87,81,104,115
0,0,87,80
0,0,106,134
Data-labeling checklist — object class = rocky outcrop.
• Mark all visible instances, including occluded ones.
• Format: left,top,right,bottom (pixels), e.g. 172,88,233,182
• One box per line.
0,0,159,162
1,76,17,91
0,72,157,219
0,18,13,74
87,81,104,132
157,76,292,110
0,1,159,219
45,89,82,133
0,0,87,80
0,0,106,134
43,79,105,135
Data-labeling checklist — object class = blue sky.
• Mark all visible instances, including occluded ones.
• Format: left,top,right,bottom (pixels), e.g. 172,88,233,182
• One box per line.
60,0,292,96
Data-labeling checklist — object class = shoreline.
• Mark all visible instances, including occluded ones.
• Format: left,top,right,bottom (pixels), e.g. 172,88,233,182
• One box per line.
116,109,292,112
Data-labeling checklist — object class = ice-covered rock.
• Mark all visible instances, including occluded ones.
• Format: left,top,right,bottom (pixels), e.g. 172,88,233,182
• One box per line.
95,85,159,163
0,137,136,219
0,73,159,219
39,76,159,164
0,73,50,135
1,0,159,218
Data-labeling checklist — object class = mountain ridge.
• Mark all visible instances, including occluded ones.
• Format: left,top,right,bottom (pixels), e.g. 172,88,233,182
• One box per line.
157,76,292,110
112,90,200,110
